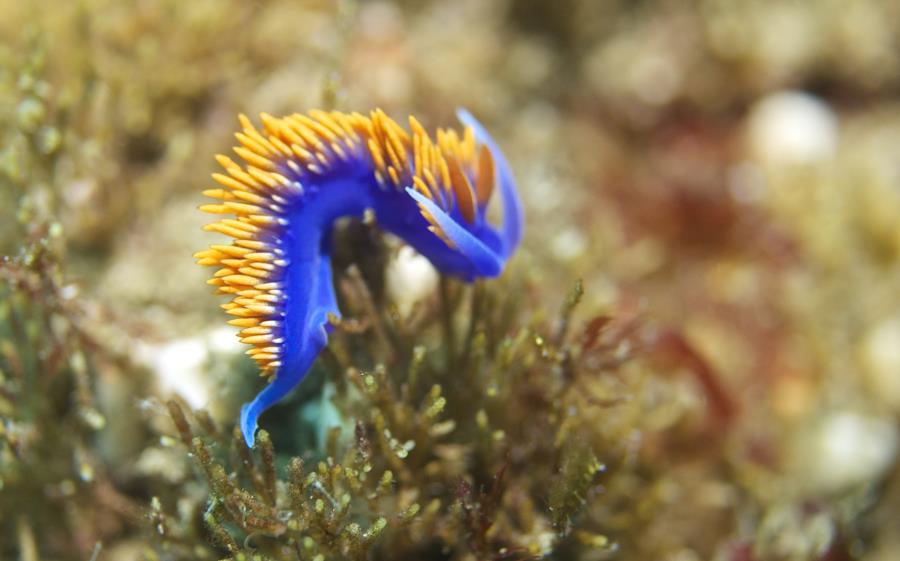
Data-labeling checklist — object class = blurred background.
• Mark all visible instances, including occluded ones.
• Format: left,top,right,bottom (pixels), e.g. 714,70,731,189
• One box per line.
1,1,899,560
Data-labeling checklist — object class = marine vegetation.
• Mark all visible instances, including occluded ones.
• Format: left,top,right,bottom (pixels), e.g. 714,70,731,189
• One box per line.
151,279,664,560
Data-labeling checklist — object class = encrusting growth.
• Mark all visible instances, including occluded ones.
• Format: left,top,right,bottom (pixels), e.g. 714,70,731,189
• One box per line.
195,108,523,446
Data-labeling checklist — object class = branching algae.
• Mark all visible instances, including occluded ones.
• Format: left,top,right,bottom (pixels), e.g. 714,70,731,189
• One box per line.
195,109,523,446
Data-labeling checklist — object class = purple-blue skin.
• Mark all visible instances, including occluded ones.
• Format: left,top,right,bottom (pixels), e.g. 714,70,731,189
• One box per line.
229,109,523,447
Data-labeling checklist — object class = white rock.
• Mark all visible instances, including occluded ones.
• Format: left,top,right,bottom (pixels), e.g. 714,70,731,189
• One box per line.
207,325,242,354
746,90,838,165
386,245,440,318
860,318,900,411
800,411,898,492
551,227,588,261
136,335,218,409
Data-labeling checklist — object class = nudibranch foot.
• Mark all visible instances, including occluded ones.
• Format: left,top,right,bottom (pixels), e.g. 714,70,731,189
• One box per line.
197,108,523,447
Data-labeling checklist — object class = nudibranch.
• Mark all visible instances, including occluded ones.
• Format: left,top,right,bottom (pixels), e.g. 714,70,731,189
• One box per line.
195,108,522,446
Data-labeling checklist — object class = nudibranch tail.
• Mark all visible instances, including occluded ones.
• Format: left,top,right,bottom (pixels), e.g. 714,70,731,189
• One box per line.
196,108,522,446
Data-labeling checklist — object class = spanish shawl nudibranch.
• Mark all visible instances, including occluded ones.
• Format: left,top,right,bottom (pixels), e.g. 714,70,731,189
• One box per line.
195,108,523,446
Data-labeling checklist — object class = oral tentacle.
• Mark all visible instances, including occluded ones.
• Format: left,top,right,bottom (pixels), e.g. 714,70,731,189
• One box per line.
406,187,503,278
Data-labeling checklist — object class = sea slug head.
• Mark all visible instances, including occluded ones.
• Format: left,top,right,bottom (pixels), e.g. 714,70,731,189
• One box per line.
375,108,524,282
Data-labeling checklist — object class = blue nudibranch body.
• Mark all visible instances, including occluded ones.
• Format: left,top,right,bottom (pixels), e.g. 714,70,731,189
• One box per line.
195,108,522,446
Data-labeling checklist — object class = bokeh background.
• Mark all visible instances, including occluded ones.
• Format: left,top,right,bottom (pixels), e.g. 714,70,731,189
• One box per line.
2,1,900,560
